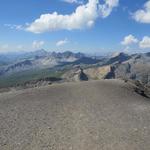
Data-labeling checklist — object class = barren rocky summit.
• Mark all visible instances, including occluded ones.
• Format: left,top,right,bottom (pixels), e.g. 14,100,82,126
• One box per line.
0,79,150,150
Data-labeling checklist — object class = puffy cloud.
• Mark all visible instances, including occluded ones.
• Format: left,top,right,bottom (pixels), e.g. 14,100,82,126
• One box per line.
98,0,119,18
26,0,119,33
32,41,45,49
139,36,150,48
132,0,150,23
61,0,83,4
121,34,150,49
121,34,138,45
56,38,69,46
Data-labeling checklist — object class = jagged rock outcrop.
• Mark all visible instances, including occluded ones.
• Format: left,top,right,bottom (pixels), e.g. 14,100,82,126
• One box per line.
74,68,88,81
62,66,88,82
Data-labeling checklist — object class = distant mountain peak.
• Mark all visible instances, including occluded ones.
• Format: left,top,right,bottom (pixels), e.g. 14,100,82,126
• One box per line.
111,52,128,58
106,52,131,65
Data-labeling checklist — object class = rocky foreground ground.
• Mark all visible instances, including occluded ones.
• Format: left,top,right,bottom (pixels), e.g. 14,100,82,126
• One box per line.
0,79,150,150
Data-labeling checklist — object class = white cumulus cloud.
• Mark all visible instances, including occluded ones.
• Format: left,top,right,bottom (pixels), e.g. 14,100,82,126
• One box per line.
121,34,138,45
132,0,150,23
139,36,150,48
121,34,150,49
32,40,45,49
26,0,119,33
56,38,69,46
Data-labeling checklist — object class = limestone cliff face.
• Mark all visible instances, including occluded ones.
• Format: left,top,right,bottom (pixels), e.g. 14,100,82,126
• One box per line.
84,66,111,80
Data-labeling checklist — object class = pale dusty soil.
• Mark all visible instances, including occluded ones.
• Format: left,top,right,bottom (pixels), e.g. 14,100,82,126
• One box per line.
0,79,150,150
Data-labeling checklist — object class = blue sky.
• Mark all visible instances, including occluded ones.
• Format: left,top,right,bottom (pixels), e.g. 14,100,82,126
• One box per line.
0,0,150,54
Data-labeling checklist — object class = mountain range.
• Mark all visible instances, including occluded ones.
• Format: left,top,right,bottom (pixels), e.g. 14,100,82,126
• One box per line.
0,50,149,91
0,50,86,75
